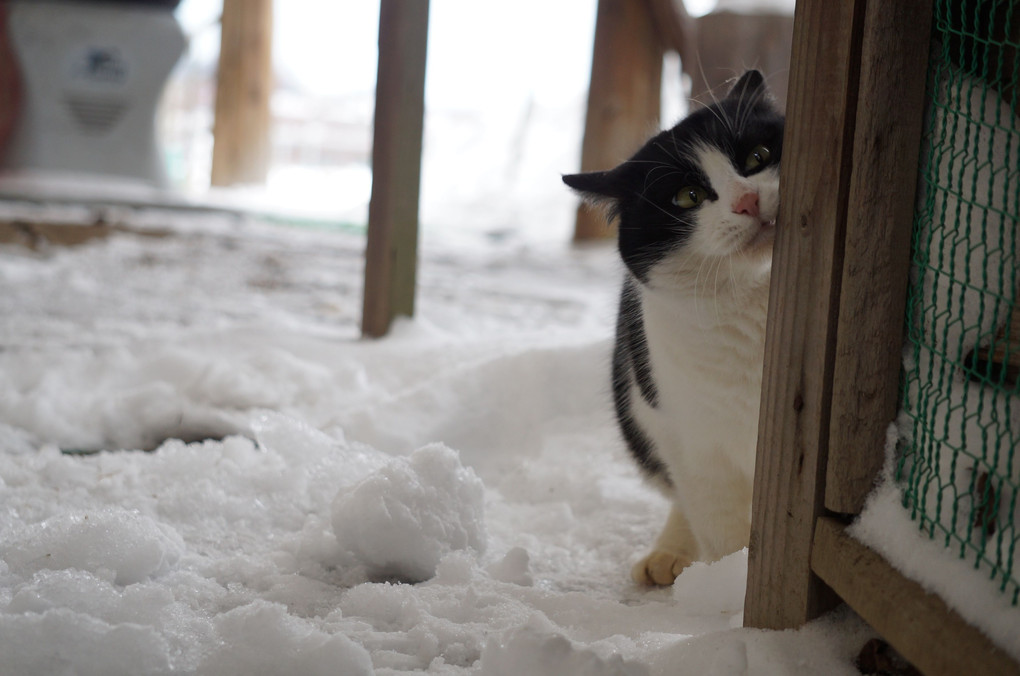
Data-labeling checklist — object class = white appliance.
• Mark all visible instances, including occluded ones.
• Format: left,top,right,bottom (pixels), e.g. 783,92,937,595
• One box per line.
2,0,185,188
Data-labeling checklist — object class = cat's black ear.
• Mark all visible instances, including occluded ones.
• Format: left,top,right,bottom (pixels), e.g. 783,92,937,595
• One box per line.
562,170,623,203
725,70,769,104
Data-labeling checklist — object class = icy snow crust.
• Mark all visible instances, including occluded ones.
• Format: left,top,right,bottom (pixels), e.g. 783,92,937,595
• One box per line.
0,215,872,674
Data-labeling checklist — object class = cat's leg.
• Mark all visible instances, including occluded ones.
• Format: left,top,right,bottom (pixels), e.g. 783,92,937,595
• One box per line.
685,470,753,561
632,505,698,585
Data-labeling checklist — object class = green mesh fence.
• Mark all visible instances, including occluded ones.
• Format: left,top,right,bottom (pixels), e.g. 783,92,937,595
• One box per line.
898,0,1020,605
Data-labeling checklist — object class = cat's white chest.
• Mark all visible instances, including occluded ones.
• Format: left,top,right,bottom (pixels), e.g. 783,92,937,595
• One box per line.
628,281,769,560
636,284,768,482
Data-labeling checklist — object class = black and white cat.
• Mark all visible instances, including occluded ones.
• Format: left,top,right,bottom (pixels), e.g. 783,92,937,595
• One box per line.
563,70,783,585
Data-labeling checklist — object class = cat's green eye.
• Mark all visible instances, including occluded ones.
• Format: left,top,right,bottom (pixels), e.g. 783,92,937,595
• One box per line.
744,144,772,171
673,186,708,209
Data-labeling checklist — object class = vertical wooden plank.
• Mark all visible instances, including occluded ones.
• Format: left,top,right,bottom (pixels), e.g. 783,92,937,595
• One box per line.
211,0,273,187
573,0,663,241
361,0,429,338
825,0,933,515
743,0,866,630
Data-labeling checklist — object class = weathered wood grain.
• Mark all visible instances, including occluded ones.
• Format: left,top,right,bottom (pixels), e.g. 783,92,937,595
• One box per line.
743,0,865,630
824,0,933,514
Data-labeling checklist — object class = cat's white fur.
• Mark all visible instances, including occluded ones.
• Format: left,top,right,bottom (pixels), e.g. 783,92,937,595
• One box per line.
629,145,779,584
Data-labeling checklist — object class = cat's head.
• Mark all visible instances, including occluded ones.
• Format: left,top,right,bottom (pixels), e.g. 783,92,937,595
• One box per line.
563,70,783,293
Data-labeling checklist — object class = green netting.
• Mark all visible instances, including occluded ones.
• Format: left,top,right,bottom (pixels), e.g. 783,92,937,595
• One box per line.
898,0,1020,605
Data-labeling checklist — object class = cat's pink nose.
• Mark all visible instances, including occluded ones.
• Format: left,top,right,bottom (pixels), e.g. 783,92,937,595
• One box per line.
733,192,760,218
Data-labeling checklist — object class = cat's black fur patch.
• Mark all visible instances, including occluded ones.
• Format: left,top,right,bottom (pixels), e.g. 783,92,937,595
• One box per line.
612,276,670,484
563,70,782,486
563,70,783,283
616,277,658,409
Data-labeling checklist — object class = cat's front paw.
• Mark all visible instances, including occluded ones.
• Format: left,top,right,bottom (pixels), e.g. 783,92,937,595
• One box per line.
631,550,693,586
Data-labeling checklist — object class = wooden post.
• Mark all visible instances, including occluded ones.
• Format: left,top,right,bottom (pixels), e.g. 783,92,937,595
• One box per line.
824,0,932,515
743,0,866,630
361,0,429,338
746,0,935,623
211,0,273,187
746,1,1020,670
573,0,664,241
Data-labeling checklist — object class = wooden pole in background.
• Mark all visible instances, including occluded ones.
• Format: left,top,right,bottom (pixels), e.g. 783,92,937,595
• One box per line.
361,0,429,338
211,0,273,187
573,0,663,241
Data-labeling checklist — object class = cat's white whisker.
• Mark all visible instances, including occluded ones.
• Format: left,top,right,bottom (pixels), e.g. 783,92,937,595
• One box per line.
727,255,740,306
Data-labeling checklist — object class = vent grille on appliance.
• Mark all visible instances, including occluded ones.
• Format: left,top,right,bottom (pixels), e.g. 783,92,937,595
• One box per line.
64,96,127,134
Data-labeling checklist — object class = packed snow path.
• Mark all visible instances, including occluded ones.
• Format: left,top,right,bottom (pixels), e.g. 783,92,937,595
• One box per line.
0,213,873,674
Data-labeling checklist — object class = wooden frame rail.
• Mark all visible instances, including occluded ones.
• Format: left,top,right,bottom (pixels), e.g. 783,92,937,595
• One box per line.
812,518,1020,676
744,1,1020,674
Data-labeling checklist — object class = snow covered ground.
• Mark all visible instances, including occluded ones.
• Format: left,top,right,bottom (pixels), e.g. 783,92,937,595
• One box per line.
0,205,878,674
5,0,1016,672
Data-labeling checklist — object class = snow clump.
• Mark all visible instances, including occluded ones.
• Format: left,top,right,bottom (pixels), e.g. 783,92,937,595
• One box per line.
331,443,487,582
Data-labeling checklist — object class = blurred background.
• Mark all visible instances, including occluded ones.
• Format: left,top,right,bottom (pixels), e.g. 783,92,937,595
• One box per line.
0,0,793,251
164,0,611,244
163,0,714,245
